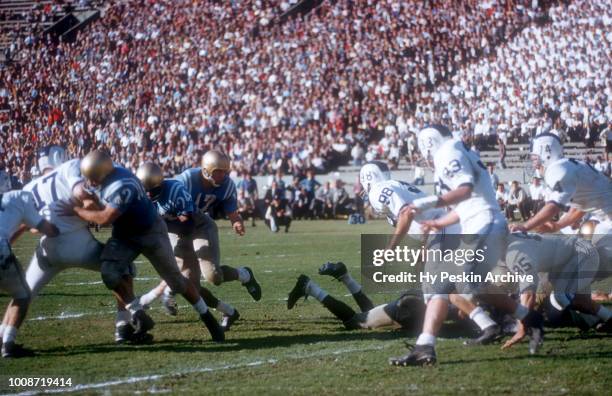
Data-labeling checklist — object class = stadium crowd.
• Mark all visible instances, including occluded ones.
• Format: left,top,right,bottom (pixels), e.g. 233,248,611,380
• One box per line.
1,0,560,187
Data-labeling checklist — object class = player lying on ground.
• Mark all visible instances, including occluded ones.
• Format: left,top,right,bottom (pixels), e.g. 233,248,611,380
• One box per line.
136,162,240,331
57,150,224,342
136,151,261,323
0,178,59,358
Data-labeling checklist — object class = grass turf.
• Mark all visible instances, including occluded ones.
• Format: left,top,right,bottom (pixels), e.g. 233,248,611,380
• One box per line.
0,220,611,395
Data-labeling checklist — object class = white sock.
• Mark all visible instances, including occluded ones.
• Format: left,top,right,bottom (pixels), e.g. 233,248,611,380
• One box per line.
270,218,278,232
416,332,436,346
339,273,361,294
0,324,5,338
216,301,235,316
305,280,328,302
597,306,612,321
163,287,173,296
2,326,17,344
469,307,497,330
139,289,162,306
512,304,529,320
126,299,144,315
116,310,131,327
192,298,208,315
238,267,251,284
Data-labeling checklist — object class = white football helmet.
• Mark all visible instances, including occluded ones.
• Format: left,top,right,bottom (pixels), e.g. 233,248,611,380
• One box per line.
530,133,563,169
417,125,453,162
0,170,10,193
359,161,390,194
38,145,68,173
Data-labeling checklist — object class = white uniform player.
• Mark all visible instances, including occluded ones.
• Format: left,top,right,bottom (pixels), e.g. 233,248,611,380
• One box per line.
23,158,104,297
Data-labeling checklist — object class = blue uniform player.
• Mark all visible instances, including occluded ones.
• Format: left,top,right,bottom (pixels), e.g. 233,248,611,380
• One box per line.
172,150,261,301
136,163,241,331
58,150,224,342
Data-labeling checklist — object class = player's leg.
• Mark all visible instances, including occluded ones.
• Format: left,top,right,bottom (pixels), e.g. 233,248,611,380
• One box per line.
24,246,60,299
140,218,223,341
0,246,34,358
194,217,261,301
449,294,501,345
318,262,374,312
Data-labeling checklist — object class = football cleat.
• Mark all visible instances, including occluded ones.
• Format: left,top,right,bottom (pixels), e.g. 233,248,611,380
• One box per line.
318,262,348,280
242,267,262,301
162,292,178,316
2,342,35,358
521,310,544,354
220,309,241,332
596,317,612,333
464,325,502,346
115,323,135,344
287,274,310,310
389,344,436,367
132,309,155,338
201,311,225,342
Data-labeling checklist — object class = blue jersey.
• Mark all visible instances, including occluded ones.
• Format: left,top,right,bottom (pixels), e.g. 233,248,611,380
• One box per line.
98,166,157,237
174,168,238,216
154,179,194,220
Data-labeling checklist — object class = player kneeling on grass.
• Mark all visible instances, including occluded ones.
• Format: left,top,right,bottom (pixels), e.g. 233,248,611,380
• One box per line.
501,232,612,349
0,178,59,358
136,162,240,331
57,150,224,342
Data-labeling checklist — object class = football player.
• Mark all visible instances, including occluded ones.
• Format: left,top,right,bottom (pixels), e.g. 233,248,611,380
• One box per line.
502,232,612,348
0,178,59,357
511,133,612,279
20,146,141,344
390,125,544,367
173,150,261,299
136,162,240,330
57,150,224,342
358,161,503,345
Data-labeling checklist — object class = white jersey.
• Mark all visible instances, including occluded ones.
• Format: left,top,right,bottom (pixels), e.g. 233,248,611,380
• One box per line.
368,179,459,235
544,158,612,222
0,190,44,240
433,139,502,234
23,159,86,234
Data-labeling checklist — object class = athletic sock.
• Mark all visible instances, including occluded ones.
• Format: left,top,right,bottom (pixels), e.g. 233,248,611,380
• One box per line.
115,310,131,327
126,299,144,315
2,326,17,344
416,332,436,346
139,289,162,306
339,273,361,294
469,307,497,330
321,295,356,322
512,304,529,320
353,291,375,312
0,324,5,339
305,279,328,302
192,297,209,315
216,301,236,316
596,305,612,321
237,267,251,284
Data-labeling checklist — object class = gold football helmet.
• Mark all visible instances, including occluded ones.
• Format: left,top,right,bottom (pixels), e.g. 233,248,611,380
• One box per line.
136,162,164,191
80,150,114,185
201,150,230,187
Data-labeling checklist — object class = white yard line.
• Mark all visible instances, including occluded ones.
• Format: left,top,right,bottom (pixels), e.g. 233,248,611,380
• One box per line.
4,345,388,395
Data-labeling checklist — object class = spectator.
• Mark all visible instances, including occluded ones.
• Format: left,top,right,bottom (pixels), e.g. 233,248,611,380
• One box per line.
237,190,258,227
331,179,351,218
414,164,425,186
506,181,529,221
528,176,546,216
488,164,499,190
265,193,292,233
313,181,333,219
496,183,508,212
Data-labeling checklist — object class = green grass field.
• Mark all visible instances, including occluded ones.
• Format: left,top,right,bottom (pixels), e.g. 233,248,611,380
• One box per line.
1,220,611,395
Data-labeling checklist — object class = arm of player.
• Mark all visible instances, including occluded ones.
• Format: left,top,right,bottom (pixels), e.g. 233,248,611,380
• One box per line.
228,211,245,236
510,202,560,232
386,206,414,250
550,207,586,232
502,290,536,350
421,210,460,234
35,219,60,238
411,185,473,213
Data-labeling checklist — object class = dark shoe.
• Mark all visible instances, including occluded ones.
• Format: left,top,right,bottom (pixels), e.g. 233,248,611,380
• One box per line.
318,262,347,280
201,311,225,342
464,325,502,346
521,310,544,354
220,309,240,332
162,292,178,316
132,309,155,338
287,275,310,310
389,344,436,367
2,342,35,358
596,317,612,333
243,267,262,301
115,323,135,344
